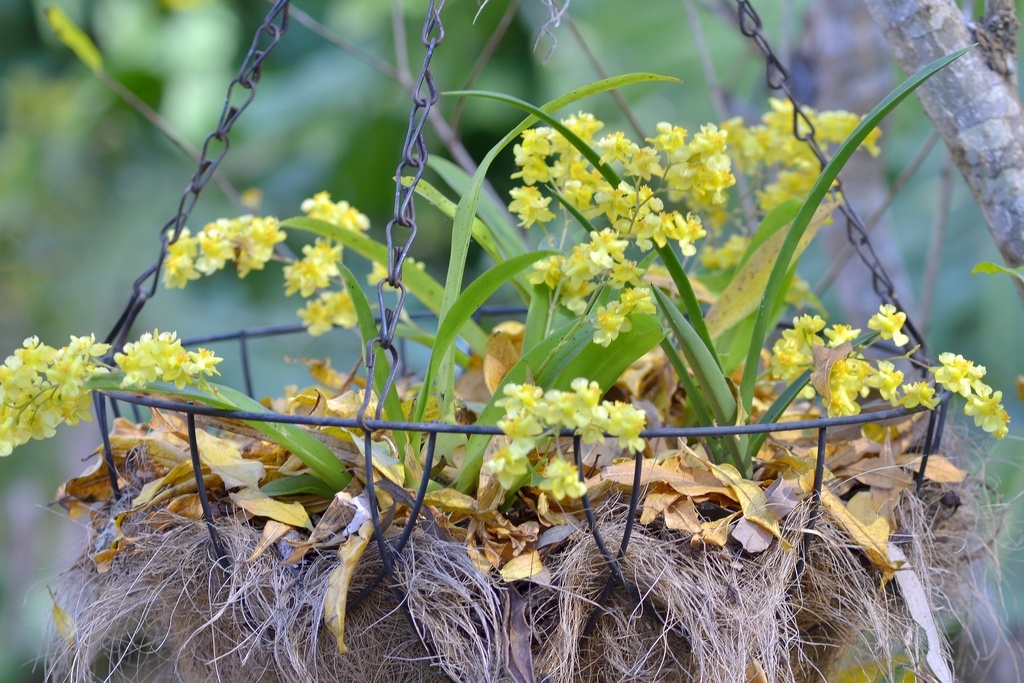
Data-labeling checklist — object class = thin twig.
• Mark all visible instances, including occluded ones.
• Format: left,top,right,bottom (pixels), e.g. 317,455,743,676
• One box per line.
449,0,521,136
390,0,521,238
814,129,941,296
778,0,792,79
288,4,398,80
391,0,411,83
564,13,646,140
682,0,729,120
920,152,955,334
696,0,737,24
283,0,519,234
98,73,243,208
681,0,758,231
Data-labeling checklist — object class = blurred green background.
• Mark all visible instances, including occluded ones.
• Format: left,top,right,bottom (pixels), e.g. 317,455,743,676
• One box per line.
1,1,1022,680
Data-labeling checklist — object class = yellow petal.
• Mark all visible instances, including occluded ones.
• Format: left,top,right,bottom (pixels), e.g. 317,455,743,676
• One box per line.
230,487,313,530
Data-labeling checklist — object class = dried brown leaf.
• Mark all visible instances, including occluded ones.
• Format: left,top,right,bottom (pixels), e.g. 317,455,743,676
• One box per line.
247,520,296,562
195,429,265,490
324,519,374,654
664,496,702,534
805,474,898,579
507,589,536,683
500,550,551,585
732,517,774,554
640,485,681,525
692,512,738,547
705,461,783,542
601,460,732,499
484,327,523,395
763,478,803,519
809,341,852,401
165,493,204,520
230,487,313,530
889,543,953,683
896,454,967,483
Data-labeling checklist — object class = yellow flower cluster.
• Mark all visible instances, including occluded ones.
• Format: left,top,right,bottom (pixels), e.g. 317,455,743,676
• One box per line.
699,234,749,271
164,215,287,288
768,308,922,416
592,287,657,347
283,238,342,297
289,193,368,336
298,291,358,336
510,113,724,321
115,330,222,389
0,332,222,457
0,335,110,456
488,379,647,499
300,191,371,232
932,352,1009,439
161,193,369,338
722,98,881,214
510,113,733,231
528,228,641,316
766,306,1009,438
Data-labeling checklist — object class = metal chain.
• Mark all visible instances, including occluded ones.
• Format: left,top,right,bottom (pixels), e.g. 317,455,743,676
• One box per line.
358,0,446,425
104,0,291,353
735,0,928,360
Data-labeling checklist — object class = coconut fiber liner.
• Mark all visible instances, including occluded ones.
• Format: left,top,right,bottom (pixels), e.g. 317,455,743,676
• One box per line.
47,472,996,683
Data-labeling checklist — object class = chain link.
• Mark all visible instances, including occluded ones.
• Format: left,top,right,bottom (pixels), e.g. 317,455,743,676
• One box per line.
735,0,928,359
104,0,291,352
358,0,446,425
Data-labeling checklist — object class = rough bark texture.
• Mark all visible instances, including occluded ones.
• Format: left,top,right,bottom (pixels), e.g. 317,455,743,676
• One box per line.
864,0,1024,302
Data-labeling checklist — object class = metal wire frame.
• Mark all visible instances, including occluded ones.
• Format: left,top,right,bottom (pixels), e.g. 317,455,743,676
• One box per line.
80,0,958,669
92,367,952,646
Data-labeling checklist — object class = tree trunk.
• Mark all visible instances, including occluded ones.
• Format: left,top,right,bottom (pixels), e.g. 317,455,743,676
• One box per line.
863,0,1024,303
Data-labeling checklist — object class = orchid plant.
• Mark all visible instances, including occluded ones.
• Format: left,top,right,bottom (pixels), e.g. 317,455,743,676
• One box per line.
0,37,1011,656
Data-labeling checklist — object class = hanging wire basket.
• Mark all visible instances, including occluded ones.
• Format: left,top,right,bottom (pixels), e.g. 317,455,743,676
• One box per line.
36,2,1005,682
